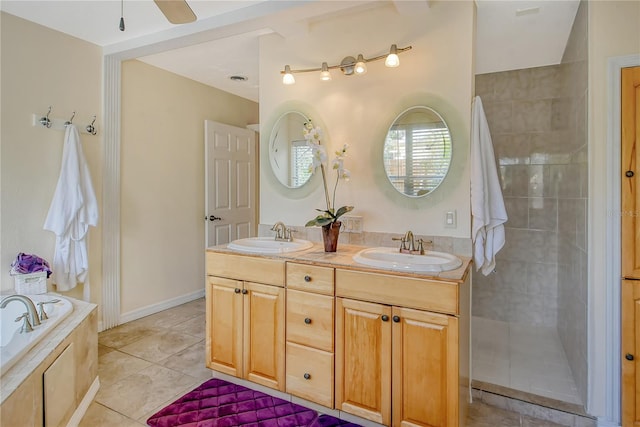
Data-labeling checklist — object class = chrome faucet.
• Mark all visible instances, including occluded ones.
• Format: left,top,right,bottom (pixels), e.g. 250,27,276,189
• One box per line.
404,231,416,252
393,231,430,255
1,295,42,329
271,221,291,241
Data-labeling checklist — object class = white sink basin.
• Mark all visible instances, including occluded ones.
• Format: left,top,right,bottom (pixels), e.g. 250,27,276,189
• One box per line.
353,247,462,273
227,237,313,254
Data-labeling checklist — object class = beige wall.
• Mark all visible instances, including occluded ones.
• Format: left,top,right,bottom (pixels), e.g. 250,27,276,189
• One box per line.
0,12,103,304
589,0,640,417
120,60,258,315
259,2,474,238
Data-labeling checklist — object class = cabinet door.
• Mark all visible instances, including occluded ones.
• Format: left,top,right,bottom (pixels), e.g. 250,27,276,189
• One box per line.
622,66,640,279
622,279,640,426
392,307,458,427
336,298,391,425
243,281,286,391
206,276,243,377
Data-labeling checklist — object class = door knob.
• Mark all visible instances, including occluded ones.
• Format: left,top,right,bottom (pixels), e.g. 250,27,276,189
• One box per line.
304,317,312,324
626,171,635,178
234,288,241,294
303,373,311,380
626,353,635,361
242,289,248,295
392,316,400,323
304,275,312,282
208,215,222,221
381,315,389,322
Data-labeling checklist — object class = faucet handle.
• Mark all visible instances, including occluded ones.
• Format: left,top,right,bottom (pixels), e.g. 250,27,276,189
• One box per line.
392,237,407,250
15,313,33,333
285,228,297,241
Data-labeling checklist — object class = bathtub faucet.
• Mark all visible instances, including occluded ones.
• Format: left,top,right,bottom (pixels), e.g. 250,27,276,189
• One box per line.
0,295,42,328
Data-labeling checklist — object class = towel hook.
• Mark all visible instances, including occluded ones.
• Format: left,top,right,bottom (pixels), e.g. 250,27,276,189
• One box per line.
39,106,52,128
86,115,97,135
64,111,76,127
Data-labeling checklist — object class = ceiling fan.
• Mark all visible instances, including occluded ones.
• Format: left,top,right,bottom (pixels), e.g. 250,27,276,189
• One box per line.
120,0,196,31
153,0,197,24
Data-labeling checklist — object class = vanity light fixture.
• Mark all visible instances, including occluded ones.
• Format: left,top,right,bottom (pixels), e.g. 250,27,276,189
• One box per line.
354,54,367,75
320,62,332,81
385,44,400,67
281,44,411,84
282,65,295,85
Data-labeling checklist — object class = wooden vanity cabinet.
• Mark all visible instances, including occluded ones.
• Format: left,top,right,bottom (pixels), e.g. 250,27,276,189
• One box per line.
206,252,286,391
335,269,469,427
285,263,335,407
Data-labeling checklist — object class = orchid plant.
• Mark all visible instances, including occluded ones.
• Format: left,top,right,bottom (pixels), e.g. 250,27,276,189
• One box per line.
303,121,353,227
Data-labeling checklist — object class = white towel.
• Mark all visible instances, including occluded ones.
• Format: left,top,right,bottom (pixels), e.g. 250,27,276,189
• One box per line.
44,124,98,295
471,96,508,276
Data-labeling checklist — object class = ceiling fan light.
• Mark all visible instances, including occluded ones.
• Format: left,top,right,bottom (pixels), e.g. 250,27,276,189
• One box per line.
320,62,332,81
385,44,400,68
283,65,295,85
354,54,367,75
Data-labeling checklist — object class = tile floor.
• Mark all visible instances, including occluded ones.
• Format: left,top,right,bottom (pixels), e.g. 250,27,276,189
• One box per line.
472,316,582,405
80,299,567,427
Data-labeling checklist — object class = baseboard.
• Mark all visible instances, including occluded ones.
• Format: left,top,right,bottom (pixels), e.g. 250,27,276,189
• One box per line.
118,289,205,325
66,376,100,427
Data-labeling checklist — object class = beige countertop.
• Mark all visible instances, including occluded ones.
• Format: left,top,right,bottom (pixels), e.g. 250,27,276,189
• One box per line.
207,242,472,283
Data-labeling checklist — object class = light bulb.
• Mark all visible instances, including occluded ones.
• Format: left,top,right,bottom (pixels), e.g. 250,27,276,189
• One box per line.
354,54,367,75
320,62,332,81
282,65,295,85
385,44,400,68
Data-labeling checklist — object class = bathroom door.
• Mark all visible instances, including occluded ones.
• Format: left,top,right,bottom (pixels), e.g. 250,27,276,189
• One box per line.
621,65,640,426
205,120,256,247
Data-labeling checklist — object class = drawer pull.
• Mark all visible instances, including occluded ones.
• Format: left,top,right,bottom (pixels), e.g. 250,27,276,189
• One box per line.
381,315,389,322
304,275,312,282
234,288,241,294
303,373,311,380
242,289,248,295
626,353,635,361
304,317,312,325
393,315,400,323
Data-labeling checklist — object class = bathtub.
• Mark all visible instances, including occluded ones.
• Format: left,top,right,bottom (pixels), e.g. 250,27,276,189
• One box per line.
0,294,73,375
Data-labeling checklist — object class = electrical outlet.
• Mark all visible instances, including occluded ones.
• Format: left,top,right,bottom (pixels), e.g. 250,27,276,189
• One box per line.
444,210,457,228
342,215,363,233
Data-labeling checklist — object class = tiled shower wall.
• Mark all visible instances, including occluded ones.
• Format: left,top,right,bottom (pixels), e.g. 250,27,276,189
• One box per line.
474,65,564,328
556,0,588,405
473,0,588,404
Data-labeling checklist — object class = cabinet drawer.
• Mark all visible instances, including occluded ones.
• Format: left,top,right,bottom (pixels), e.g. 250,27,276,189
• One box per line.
206,251,285,286
286,342,334,408
286,263,334,295
286,290,334,351
335,269,459,315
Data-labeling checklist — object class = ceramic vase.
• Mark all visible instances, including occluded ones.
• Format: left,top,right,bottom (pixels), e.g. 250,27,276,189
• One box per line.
321,221,341,252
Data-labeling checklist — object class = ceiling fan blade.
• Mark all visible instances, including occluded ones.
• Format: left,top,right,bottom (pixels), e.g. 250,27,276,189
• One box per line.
153,0,197,24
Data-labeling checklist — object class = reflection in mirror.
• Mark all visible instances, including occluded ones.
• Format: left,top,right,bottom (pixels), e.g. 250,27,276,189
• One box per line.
383,106,452,197
269,111,313,188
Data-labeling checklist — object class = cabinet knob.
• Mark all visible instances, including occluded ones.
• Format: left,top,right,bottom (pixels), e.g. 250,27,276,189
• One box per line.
381,315,389,322
304,317,312,325
304,275,312,282
303,373,311,380
626,170,635,178
242,289,248,295
626,353,635,361
234,288,241,294
392,315,400,323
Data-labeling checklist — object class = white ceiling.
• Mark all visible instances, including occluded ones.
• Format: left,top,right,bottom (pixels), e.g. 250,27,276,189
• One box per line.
1,0,580,102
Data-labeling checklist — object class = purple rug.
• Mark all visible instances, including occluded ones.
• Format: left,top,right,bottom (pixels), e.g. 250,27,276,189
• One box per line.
147,378,361,427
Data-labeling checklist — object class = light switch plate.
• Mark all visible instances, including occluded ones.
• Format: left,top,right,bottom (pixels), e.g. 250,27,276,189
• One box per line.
342,215,363,233
445,210,457,228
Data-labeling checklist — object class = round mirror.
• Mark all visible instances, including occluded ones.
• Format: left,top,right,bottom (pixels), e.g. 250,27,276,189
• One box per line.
269,111,313,188
383,106,452,197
